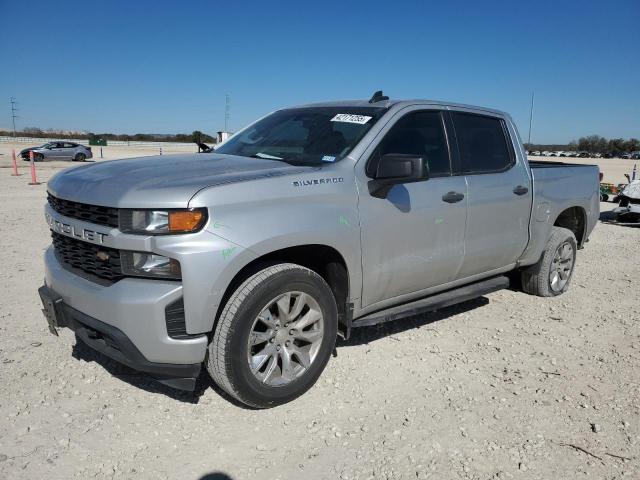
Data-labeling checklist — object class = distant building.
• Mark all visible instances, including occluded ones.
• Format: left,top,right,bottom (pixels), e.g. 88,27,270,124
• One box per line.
217,131,232,144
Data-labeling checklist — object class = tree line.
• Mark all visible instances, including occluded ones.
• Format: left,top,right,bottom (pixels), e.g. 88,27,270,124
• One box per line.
0,128,216,144
525,135,640,155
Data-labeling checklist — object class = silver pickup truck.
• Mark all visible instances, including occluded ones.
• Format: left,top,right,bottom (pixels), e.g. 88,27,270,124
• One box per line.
39,92,600,408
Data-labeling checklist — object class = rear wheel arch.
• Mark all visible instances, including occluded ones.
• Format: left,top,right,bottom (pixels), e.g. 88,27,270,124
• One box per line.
553,206,587,247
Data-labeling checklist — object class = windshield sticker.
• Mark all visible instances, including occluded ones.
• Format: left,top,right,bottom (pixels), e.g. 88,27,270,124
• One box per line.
330,113,372,125
322,155,336,163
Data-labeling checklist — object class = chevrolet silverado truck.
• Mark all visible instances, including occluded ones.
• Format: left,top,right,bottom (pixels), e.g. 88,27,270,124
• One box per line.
39,92,600,408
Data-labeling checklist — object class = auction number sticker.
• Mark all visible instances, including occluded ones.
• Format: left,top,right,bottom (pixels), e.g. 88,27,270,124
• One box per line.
331,113,372,125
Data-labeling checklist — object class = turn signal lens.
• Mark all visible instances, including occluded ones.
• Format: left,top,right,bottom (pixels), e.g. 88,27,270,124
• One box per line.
169,210,204,232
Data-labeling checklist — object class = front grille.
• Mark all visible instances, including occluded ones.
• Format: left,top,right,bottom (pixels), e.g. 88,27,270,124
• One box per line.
48,193,119,228
52,232,123,283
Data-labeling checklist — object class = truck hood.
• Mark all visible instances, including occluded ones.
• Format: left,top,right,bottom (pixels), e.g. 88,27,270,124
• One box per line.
47,153,312,208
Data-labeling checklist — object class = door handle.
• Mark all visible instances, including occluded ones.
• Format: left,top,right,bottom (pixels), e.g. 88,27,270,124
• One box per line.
442,191,465,203
513,185,529,196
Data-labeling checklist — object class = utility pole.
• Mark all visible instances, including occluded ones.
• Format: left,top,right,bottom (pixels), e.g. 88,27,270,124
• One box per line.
224,94,230,132
527,91,535,145
10,97,18,138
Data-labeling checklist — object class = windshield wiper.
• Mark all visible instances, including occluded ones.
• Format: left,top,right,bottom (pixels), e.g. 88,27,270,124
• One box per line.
251,152,283,160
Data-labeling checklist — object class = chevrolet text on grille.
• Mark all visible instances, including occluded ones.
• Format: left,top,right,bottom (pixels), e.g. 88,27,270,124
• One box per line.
45,213,108,244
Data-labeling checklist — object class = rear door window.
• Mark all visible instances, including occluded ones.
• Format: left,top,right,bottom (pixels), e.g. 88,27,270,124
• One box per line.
452,112,514,174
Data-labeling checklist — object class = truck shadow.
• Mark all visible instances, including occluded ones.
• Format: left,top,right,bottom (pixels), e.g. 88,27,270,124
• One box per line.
71,296,489,407
71,340,234,406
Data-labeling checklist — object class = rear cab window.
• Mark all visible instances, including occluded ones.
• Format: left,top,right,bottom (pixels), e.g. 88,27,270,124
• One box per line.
451,112,514,174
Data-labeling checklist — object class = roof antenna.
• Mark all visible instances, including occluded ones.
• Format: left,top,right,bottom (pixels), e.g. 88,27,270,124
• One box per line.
368,90,389,103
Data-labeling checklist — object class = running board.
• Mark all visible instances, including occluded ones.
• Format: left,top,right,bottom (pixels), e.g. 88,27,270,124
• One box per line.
352,275,510,328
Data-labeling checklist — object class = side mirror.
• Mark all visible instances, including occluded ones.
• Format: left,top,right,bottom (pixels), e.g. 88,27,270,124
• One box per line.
368,153,429,199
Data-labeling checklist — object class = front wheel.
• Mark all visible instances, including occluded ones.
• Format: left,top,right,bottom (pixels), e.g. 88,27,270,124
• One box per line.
207,263,338,408
521,226,577,297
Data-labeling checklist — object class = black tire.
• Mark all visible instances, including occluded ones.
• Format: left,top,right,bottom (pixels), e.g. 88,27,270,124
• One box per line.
74,153,86,162
207,263,338,408
600,194,609,202
521,226,577,297
35,153,44,162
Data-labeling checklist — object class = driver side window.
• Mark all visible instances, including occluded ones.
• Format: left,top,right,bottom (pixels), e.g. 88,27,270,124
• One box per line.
369,110,451,178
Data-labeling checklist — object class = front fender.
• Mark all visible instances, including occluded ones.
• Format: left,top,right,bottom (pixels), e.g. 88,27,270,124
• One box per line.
188,166,362,329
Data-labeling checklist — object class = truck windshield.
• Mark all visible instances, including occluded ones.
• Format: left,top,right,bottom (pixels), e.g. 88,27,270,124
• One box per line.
215,106,387,165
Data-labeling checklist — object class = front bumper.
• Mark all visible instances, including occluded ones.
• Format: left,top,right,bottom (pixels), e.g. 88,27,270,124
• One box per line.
43,247,208,390
39,285,201,390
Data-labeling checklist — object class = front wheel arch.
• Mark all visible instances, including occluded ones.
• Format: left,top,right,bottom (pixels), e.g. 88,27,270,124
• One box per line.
212,244,350,338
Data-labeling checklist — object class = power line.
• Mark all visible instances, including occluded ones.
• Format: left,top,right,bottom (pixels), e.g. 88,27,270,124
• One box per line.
9,97,19,138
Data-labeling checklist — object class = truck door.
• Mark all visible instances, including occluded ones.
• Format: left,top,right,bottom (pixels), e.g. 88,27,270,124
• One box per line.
449,111,532,278
358,109,467,308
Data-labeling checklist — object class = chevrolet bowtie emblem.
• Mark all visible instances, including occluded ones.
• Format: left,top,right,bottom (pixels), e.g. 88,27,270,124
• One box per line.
96,251,110,262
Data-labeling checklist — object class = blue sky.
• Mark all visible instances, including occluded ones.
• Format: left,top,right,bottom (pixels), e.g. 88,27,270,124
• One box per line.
1,0,638,143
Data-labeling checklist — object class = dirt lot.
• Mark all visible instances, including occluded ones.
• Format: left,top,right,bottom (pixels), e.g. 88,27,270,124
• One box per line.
0,153,638,480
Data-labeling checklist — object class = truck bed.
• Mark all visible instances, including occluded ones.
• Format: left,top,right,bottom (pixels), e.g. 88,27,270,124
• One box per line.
517,160,600,267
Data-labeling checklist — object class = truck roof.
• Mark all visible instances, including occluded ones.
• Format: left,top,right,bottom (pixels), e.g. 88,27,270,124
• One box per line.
290,98,508,117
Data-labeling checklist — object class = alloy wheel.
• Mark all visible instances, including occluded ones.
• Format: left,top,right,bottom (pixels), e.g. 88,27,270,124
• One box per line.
549,241,574,292
247,291,324,386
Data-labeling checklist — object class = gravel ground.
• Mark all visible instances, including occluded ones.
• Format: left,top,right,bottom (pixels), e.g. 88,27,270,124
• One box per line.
0,161,638,480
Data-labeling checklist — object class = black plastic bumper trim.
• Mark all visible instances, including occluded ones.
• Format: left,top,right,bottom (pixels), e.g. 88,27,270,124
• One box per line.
41,287,202,391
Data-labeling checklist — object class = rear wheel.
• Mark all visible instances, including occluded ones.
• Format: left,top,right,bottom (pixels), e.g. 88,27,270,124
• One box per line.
207,263,338,408
74,153,86,162
521,226,577,297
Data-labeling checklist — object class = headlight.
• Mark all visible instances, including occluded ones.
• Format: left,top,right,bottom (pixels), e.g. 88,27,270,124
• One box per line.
121,252,181,279
119,208,207,235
